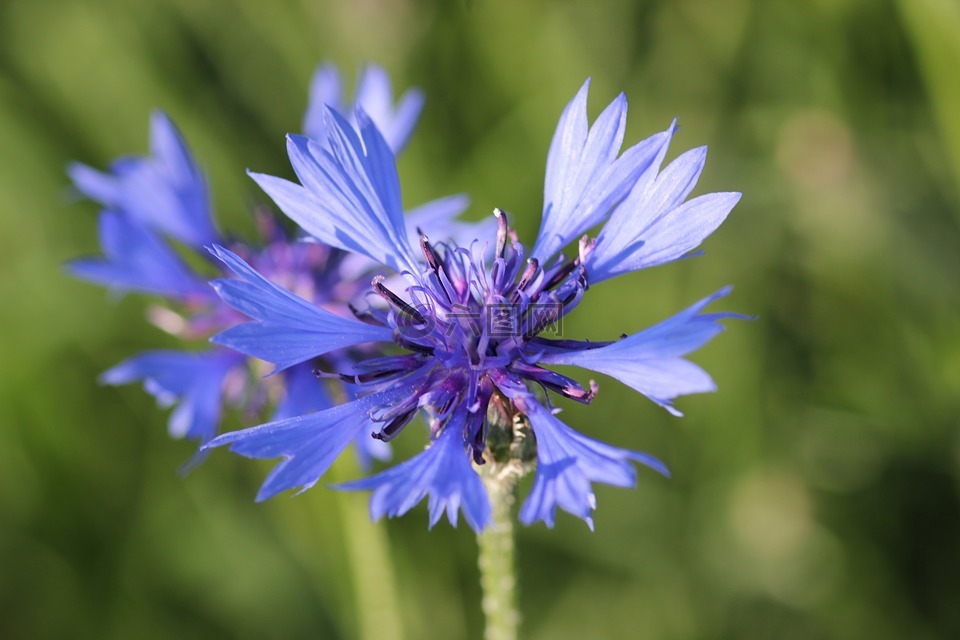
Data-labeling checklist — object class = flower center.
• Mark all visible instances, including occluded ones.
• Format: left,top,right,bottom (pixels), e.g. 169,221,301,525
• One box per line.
337,210,600,450
371,209,589,370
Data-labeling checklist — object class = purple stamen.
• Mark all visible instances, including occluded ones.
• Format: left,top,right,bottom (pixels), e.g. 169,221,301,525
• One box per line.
372,407,418,442
493,208,509,259
372,275,426,324
419,235,441,272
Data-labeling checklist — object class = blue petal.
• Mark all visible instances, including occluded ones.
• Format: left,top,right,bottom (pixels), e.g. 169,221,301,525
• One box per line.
403,194,497,248
209,246,394,371
588,144,740,283
70,111,218,248
250,109,418,273
354,109,405,231
272,364,335,421
337,409,491,532
302,63,344,141
403,194,469,238
351,426,393,471
275,360,400,479
503,394,667,529
68,162,124,204
537,288,741,415
531,81,673,262
354,64,424,153
205,385,410,501
244,172,330,242
338,379,393,470
144,110,219,247
68,212,210,299
302,63,424,154
101,350,241,442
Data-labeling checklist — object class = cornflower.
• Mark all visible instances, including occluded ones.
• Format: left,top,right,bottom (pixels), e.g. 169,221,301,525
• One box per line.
205,78,743,530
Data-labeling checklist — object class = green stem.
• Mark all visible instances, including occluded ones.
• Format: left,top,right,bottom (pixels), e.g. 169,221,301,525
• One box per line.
477,473,519,640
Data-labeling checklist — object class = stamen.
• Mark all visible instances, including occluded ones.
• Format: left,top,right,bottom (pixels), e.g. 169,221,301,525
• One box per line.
465,335,481,366
348,302,384,326
493,208,508,258
553,381,597,403
338,368,408,384
538,376,595,404
516,258,539,292
510,361,596,403
419,235,441,271
395,334,435,355
372,408,418,442
578,234,596,262
372,275,426,324
468,377,495,464
471,430,486,465
542,257,579,291
528,336,615,351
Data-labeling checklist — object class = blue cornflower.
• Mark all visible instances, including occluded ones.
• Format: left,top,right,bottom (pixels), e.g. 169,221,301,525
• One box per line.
205,78,743,530
68,63,471,466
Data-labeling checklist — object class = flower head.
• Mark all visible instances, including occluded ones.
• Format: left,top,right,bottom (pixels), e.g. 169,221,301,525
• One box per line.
206,79,743,530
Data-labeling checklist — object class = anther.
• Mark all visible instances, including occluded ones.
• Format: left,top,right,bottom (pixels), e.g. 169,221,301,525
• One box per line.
372,275,426,324
348,302,382,325
493,208,509,258
419,235,441,271
516,258,539,291
395,334,435,355
339,369,407,384
371,408,417,442
578,234,596,262
543,257,579,290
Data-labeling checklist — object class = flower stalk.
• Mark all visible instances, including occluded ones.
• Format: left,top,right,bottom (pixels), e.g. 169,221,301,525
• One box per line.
476,394,533,640
477,474,519,640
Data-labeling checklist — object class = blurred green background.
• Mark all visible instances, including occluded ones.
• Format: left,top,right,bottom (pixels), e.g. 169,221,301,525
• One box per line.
2,0,960,638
